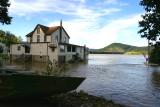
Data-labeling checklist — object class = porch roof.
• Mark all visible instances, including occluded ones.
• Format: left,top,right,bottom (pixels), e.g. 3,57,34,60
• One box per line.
59,43,84,48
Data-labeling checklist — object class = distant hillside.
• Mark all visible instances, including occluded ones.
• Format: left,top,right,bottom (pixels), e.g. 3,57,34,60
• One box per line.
90,43,147,55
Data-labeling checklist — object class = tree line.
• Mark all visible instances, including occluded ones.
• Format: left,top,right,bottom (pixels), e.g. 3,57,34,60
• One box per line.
0,29,22,47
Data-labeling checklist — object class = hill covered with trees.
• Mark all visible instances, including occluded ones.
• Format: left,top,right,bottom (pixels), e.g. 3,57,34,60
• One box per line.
90,43,147,55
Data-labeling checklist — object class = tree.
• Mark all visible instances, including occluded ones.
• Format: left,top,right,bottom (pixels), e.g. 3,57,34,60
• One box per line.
5,31,21,47
149,46,160,64
0,30,6,42
0,30,21,46
138,0,160,43
17,36,23,42
138,0,160,64
0,0,12,25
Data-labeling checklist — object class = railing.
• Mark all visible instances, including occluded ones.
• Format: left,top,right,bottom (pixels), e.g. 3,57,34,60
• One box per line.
48,43,57,48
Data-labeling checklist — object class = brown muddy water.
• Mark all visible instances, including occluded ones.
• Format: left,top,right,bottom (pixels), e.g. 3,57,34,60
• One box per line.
1,54,160,107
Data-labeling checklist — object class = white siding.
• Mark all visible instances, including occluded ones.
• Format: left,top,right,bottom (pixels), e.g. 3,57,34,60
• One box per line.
61,28,69,43
30,43,47,55
11,44,25,55
51,28,69,44
46,35,51,42
27,37,30,43
51,29,59,44
32,27,45,43
48,43,58,62
30,43,58,62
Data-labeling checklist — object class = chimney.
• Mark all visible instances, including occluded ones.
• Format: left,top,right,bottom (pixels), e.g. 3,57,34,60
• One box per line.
59,20,62,43
60,19,62,27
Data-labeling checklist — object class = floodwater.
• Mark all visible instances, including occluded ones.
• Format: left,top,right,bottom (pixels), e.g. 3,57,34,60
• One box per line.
1,54,160,107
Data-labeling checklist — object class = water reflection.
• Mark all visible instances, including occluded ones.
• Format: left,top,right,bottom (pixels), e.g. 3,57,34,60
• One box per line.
151,68,160,88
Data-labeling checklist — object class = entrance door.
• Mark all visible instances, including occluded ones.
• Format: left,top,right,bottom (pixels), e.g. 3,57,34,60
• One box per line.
58,56,66,63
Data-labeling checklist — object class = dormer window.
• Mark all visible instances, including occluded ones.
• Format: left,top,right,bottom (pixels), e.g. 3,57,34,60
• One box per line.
44,36,47,42
37,27,40,34
64,37,66,43
37,35,40,42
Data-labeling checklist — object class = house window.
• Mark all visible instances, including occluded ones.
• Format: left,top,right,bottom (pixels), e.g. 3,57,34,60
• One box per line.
72,46,76,52
44,36,47,42
56,35,58,42
37,35,40,42
64,37,66,43
17,46,21,51
37,27,40,34
67,45,71,52
80,48,82,52
60,45,65,52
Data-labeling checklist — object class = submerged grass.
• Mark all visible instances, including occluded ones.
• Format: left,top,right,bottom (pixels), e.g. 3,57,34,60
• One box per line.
50,91,126,107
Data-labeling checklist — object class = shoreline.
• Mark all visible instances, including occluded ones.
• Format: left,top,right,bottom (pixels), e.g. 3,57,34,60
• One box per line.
50,91,126,107
0,91,126,107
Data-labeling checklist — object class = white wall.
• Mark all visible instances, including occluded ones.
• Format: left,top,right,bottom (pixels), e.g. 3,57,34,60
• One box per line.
11,44,25,55
46,35,51,42
30,43,58,62
61,28,69,43
27,37,30,43
48,43,58,62
51,29,59,44
30,43,47,55
32,27,45,43
51,28,69,44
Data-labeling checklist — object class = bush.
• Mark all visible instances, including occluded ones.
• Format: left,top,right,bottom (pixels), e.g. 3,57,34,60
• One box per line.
0,46,3,53
0,53,9,59
149,46,160,64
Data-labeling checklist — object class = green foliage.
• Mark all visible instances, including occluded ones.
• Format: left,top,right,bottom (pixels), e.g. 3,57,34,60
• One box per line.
138,0,160,41
138,0,160,63
0,46,3,53
125,50,147,55
0,0,12,25
98,43,147,54
0,53,9,59
149,46,160,64
0,29,22,46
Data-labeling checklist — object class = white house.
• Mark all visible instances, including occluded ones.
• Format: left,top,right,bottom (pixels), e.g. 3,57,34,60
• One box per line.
10,21,88,64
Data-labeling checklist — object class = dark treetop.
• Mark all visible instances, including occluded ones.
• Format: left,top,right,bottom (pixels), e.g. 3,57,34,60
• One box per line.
138,0,160,43
0,0,12,25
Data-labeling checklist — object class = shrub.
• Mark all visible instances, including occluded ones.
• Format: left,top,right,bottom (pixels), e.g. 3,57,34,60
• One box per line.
149,46,160,64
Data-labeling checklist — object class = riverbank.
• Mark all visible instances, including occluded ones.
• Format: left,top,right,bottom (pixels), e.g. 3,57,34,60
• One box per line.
0,91,126,107
50,91,126,107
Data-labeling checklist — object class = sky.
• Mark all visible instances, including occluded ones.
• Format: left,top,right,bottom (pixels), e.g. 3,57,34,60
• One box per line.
0,0,147,49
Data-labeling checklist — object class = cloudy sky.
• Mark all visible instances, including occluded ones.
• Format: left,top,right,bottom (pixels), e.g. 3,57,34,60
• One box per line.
1,0,147,49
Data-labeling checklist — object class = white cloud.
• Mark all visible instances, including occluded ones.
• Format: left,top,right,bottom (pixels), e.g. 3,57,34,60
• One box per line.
9,0,120,19
10,0,78,16
98,0,128,7
48,14,144,49
104,0,119,4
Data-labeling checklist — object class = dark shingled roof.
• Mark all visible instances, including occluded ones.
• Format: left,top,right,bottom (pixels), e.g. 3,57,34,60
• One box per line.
26,24,70,38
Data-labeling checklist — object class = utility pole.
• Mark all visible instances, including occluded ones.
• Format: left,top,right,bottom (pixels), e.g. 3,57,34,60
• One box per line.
148,39,150,63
